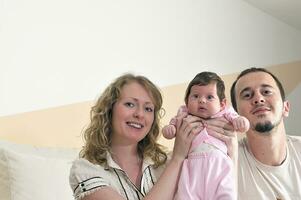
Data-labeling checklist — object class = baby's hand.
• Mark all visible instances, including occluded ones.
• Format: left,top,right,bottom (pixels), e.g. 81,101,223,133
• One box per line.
232,116,250,133
162,125,176,139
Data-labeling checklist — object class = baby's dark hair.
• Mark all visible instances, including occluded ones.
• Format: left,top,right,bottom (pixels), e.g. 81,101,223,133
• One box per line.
185,71,225,104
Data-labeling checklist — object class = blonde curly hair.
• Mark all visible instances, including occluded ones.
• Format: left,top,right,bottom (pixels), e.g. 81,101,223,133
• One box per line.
80,73,167,168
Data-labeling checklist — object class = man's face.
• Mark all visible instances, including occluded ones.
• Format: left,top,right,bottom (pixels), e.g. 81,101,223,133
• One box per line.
234,72,289,134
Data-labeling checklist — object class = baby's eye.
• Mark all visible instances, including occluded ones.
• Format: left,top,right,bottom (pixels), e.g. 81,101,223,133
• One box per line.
125,102,135,107
207,95,214,100
193,94,199,99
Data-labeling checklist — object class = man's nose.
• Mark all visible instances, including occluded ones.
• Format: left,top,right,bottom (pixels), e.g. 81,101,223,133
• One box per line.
253,93,265,105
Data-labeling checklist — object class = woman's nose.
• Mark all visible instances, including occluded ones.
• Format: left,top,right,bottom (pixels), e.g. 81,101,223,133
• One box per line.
133,107,144,118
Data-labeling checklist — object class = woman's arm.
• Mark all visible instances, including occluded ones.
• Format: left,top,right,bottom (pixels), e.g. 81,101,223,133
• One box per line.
81,187,126,200
144,114,202,200
81,113,202,200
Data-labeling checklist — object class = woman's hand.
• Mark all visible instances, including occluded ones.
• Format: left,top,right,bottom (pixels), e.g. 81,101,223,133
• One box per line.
171,113,202,162
204,117,238,161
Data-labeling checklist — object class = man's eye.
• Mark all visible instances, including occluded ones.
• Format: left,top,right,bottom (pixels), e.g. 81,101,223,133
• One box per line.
242,93,251,99
263,90,272,95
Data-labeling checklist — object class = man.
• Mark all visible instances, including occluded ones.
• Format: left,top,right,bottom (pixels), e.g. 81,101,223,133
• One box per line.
230,67,301,200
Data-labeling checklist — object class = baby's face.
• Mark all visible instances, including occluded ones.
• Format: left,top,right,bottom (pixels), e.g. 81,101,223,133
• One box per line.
187,83,225,119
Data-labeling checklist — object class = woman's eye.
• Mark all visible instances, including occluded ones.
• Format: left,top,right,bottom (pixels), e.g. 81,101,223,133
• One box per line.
145,107,154,112
125,102,134,107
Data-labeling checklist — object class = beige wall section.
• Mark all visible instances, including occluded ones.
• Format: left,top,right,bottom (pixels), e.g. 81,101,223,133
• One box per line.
0,61,300,148
0,101,92,148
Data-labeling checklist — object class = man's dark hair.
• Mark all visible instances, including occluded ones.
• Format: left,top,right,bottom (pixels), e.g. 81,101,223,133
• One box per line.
230,67,286,111
185,71,225,104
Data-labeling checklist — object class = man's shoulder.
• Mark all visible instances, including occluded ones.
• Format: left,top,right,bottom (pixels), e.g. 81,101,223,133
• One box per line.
238,136,247,147
287,135,301,146
287,135,301,142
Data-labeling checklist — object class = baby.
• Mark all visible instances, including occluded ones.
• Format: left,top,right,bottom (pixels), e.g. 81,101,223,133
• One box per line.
162,72,249,200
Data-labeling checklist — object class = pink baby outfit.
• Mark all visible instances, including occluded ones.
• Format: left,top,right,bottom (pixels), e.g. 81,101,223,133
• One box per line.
174,106,238,200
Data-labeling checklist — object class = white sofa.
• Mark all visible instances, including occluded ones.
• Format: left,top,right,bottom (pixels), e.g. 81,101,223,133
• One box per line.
0,140,79,200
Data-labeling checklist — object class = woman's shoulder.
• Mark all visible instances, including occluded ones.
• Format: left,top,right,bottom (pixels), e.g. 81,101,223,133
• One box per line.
71,158,105,171
69,158,110,190
69,158,110,178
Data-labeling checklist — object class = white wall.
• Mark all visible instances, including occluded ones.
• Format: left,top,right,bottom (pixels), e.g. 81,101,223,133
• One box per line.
286,83,301,135
1,0,301,116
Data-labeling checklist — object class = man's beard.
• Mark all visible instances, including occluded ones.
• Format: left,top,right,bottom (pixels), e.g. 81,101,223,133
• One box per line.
255,121,274,134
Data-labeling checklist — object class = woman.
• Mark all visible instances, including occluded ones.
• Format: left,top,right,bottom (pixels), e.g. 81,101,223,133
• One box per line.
69,73,237,200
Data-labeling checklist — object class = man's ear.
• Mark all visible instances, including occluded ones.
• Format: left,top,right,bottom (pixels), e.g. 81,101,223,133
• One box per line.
220,98,226,110
283,100,290,117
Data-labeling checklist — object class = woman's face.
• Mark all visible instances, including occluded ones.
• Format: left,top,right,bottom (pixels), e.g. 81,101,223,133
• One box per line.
111,81,155,145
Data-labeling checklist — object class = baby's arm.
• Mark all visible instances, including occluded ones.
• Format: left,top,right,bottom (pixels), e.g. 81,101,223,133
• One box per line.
162,105,188,139
232,116,250,133
162,123,177,139
223,106,249,133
